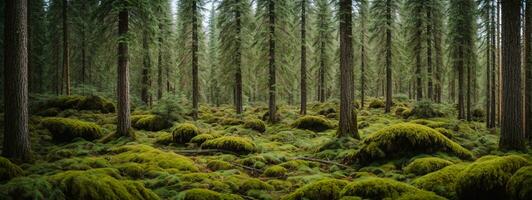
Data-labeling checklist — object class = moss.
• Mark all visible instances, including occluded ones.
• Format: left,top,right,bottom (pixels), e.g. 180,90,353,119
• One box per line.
155,132,173,145
279,160,309,170
201,136,257,154
455,155,530,200
132,115,170,131
404,157,453,175
0,176,61,199
190,134,217,145
243,119,266,133
0,156,23,181
267,179,293,191
507,166,532,200
263,165,288,178
172,123,200,144
368,99,385,109
239,178,274,193
110,144,198,172
41,117,104,142
179,188,244,200
47,168,159,200
434,128,453,138
395,107,407,116
341,177,443,200
36,107,61,117
207,160,232,171
411,163,469,199
39,95,115,113
409,101,444,118
292,115,334,132
220,118,243,126
55,156,110,170
354,123,473,164
281,178,349,200
357,121,370,129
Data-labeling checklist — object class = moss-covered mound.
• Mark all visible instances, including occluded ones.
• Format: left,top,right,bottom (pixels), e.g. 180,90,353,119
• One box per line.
38,95,115,114
281,178,349,200
201,136,256,154
179,188,243,200
455,155,530,200
172,123,200,143
48,168,159,200
341,177,444,200
190,134,217,145
0,157,23,181
369,99,385,109
507,166,532,200
41,117,104,142
354,123,473,164
292,115,334,132
207,160,232,171
0,176,59,199
404,157,453,175
110,144,198,173
411,163,469,199
263,165,287,178
243,119,266,133
132,115,170,131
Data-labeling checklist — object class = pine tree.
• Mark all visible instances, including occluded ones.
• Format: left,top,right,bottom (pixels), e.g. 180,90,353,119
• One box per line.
525,0,532,143
300,0,308,115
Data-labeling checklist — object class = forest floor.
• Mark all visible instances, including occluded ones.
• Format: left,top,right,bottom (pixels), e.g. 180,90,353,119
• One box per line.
0,95,531,200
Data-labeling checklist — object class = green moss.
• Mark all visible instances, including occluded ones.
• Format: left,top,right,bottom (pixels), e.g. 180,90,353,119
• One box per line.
409,101,444,118
434,128,453,138
155,132,173,145
263,165,288,178
239,178,274,193
281,178,349,200
279,160,309,170
0,176,61,199
41,117,104,142
409,119,448,129
243,119,266,133
341,177,443,200
172,123,200,144
292,115,334,132
404,157,453,175
132,115,170,131
179,188,244,200
207,160,232,171
507,166,532,200
190,134,217,145
395,107,407,116
201,136,257,154
220,118,243,126
39,95,115,113
368,99,385,109
354,123,473,164
267,179,292,191
110,144,198,172
116,163,146,178
0,156,23,181
411,163,469,199
357,121,370,129
55,156,110,170
455,155,530,200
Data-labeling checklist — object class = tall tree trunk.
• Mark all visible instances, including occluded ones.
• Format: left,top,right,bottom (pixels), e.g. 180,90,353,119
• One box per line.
458,47,465,119
300,0,307,115
427,8,433,101
489,0,497,128
415,6,423,100
157,23,163,100
117,9,132,137
80,0,86,86
434,21,442,103
499,0,525,150
3,0,32,162
319,40,326,103
268,0,277,123
466,54,472,121
525,0,532,143
360,0,366,109
192,0,199,120
141,30,151,106
385,0,392,113
486,4,492,127
337,0,359,139
62,0,70,95
235,7,243,115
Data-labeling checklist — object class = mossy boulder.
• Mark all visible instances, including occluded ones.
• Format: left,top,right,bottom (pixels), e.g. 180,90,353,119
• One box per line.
172,123,200,144
341,177,444,200
368,99,385,109
41,117,104,142
292,115,334,132
38,95,115,113
0,176,59,199
455,155,530,200
404,157,453,175
179,188,243,200
201,136,256,154
190,134,218,145
412,163,470,199
132,115,170,131
220,118,243,126
263,165,287,178
281,179,349,200
239,178,274,193
109,144,198,172
0,156,23,181
507,166,532,200
207,160,232,171
354,123,473,164
243,119,266,133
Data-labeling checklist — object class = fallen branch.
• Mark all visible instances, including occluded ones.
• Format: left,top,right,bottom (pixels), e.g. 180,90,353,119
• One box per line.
295,157,352,169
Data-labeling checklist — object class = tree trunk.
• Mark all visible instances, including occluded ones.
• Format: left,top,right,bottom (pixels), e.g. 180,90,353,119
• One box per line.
458,46,465,119
499,0,525,150
268,0,277,123
427,8,433,101
337,0,359,139
192,0,199,120
415,6,423,100
466,54,472,121
117,9,132,137
62,0,70,95
490,0,497,128
486,4,492,127
235,7,243,115
525,0,532,143
360,0,366,109
157,23,163,100
300,0,307,115
141,30,151,106
3,0,32,162
385,0,392,113
319,40,326,103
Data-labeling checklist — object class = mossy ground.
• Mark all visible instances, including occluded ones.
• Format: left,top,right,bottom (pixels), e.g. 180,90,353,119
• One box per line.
1,96,531,199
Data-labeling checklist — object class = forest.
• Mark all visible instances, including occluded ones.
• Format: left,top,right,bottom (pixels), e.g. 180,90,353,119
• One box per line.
0,0,531,199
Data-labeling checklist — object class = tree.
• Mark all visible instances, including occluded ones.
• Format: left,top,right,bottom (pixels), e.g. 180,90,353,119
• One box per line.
141,28,152,106
499,0,525,150
62,0,70,95
525,0,532,143
3,0,32,162
192,0,199,120
116,6,132,137
337,0,359,139
300,0,307,115
267,0,277,123
359,0,368,109
315,0,333,103
489,0,497,128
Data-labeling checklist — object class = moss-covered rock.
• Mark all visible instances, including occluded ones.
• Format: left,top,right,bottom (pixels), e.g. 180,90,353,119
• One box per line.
412,163,470,199
201,136,256,154
369,99,385,109
178,188,243,200
455,155,530,200
292,115,334,132
190,134,217,145
110,144,198,172
281,178,349,200
353,123,473,164
207,160,232,171
0,156,23,181
239,178,274,193
507,166,532,200
41,117,104,142
38,95,115,113
172,123,200,144
404,157,453,175
263,165,287,178
132,115,170,131
0,176,60,199
220,118,243,126
341,177,443,200
243,119,266,133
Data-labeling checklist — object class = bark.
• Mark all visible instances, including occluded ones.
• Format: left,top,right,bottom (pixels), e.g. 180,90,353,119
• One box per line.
192,0,199,120
426,8,433,101
489,0,497,128
300,0,307,115
385,0,392,113
319,40,326,102
337,0,359,139
62,0,70,95
415,6,423,100
117,9,132,137
486,5,492,127
466,54,472,121
3,0,32,162
157,23,163,100
525,0,532,142
141,30,151,106
499,0,525,150
360,1,366,109
458,46,465,120
268,0,277,123
235,7,243,115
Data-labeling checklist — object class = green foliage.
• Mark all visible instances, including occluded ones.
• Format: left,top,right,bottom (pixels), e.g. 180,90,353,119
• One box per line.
172,123,200,144
201,136,256,154
151,94,186,123
220,118,244,126
394,107,408,116
507,166,532,200
243,119,266,133
354,123,473,164
281,178,349,200
239,178,274,193
0,176,60,200
263,165,287,178
341,177,444,199
0,156,23,182
37,95,115,114
178,188,243,200
132,115,171,131
455,155,530,200
368,99,385,109
409,101,444,118
207,160,232,171
292,115,334,132
471,108,485,121
41,117,104,142
190,134,218,145
403,157,453,175
109,144,198,172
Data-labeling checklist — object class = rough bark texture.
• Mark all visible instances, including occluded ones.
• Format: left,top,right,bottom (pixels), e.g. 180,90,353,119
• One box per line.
426,8,433,101
525,0,532,143
157,23,163,100
268,0,277,123
337,0,359,139
415,5,423,101
385,0,392,113
486,4,492,127
499,0,525,150
235,7,243,115
192,0,199,120
62,0,70,95
300,0,307,115
458,47,465,120
3,0,32,162
489,0,497,128
141,30,151,106
117,9,132,137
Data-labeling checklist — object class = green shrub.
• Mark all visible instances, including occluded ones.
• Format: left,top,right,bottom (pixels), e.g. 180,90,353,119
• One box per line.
263,165,287,178
201,136,256,154
507,166,532,200
41,117,104,142
0,176,61,199
292,115,334,132
38,95,115,113
353,123,473,164
341,177,443,200
0,156,23,181
207,160,232,171
132,115,170,131
455,155,530,200
243,119,266,133
411,163,469,199
190,134,217,145
150,93,186,122
395,107,407,116
172,123,200,144
409,101,444,118
281,179,349,200
369,99,385,109
471,108,485,121
404,157,453,175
